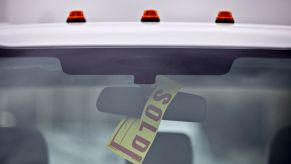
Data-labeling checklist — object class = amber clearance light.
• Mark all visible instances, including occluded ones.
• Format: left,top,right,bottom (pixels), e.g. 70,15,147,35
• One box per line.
215,11,235,24
141,10,160,22
67,10,86,23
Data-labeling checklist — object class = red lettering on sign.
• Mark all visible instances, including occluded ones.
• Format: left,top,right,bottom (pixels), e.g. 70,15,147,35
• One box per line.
139,121,157,133
145,105,162,121
132,135,150,153
109,119,142,162
110,141,142,162
153,89,172,104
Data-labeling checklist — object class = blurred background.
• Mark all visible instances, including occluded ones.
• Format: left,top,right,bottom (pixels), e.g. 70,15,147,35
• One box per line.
0,0,291,25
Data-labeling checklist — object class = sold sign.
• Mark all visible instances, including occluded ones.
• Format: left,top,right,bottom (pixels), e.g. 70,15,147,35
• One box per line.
107,77,181,164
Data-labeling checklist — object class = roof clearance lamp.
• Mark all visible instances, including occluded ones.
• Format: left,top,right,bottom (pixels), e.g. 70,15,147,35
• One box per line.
67,10,86,23
215,11,235,24
141,10,160,22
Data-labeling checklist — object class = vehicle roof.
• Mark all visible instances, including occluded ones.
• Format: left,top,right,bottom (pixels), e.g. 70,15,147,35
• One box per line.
0,22,291,48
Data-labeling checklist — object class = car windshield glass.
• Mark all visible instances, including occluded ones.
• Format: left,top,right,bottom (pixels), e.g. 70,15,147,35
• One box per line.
0,48,291,164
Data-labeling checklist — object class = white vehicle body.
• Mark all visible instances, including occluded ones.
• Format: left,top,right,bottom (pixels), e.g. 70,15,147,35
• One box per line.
0,22,291,48
0,22,291,164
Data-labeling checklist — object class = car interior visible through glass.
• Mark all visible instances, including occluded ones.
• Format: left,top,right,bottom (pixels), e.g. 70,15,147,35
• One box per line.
0,48,291,164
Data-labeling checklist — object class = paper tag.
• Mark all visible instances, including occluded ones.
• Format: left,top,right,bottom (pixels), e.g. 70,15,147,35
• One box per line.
107,77,181,164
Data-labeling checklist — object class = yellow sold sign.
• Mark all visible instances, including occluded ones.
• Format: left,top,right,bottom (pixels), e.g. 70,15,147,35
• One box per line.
107,77,181,164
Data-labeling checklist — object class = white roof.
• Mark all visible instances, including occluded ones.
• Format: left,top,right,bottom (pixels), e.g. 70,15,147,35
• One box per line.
0,22,291,48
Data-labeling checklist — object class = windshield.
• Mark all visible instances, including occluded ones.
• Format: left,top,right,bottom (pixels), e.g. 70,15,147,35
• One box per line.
0,48,290,164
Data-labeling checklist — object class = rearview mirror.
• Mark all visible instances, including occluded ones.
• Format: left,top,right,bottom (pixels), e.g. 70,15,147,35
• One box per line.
96,87,207,122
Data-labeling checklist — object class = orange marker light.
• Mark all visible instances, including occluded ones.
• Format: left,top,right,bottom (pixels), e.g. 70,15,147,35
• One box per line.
67,10,86,23
141,10,160,22
215,11,235,24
